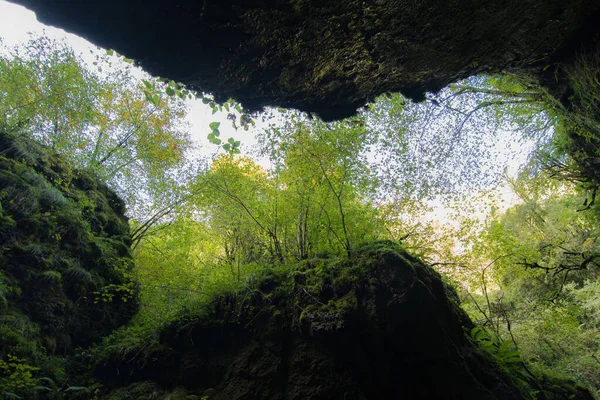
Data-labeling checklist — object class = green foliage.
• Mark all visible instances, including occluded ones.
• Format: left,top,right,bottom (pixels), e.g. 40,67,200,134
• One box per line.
0,355,39,397
366,74,554,203
0,131,137,397
457,172,600,393
471,327,522,366
98,241,411,369
0,35,193,224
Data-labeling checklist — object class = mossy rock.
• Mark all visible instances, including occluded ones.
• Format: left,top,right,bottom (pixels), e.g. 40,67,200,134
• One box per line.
95,241,593,400
0,131,138,396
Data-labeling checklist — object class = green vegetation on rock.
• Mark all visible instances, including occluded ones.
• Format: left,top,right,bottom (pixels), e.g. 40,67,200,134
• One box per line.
0,130,137,398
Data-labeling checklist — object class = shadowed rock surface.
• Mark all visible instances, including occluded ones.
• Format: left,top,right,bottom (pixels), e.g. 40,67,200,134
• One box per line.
96,242,593,400
0,131,138,357
9,0,600,119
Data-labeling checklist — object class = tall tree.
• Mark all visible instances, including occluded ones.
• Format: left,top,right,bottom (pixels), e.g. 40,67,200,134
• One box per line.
0,35,192,223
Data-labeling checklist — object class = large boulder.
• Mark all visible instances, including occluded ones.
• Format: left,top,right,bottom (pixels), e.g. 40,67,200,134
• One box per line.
96,242,592,399
0,130,138,360
8,0,600,120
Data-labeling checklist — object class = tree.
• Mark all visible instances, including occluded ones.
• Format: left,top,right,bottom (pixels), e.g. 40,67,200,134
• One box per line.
0,35,193,223
455,171,600,391
366,74,557,206
258,112,383,257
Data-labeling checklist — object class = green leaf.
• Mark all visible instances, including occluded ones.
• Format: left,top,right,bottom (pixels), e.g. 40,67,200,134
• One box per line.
123,57,134,64
106,49,114,56
142,80,153,90
202,97,211,104
213,138,221,145
65,386,90,392
233,141,241,147
209,122,221,130
223,143,231,151
499,350,521,363
228,137,235,144
166,87,175,97
38,377,54,385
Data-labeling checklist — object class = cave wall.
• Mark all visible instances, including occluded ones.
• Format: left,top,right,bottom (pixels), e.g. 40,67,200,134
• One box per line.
9,0,600,120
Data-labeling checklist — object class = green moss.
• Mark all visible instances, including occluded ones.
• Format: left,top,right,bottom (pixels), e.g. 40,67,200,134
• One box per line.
146,240,414,335
0,130,138,397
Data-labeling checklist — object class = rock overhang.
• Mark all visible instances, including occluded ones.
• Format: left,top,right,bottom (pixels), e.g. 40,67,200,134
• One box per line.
8,0,600,120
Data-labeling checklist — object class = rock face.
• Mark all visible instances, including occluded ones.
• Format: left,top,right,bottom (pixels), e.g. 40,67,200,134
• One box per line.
97,242,592,400
0,131,137,358
9,0,600,119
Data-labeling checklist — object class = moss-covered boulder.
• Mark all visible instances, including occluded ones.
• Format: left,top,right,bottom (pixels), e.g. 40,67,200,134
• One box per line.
0,131,137,387
96,241,592,399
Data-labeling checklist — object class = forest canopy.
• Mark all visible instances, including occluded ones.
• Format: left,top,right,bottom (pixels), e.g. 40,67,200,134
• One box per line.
1,35,599,397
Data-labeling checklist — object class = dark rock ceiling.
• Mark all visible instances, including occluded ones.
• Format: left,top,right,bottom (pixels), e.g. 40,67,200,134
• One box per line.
9,0,600,120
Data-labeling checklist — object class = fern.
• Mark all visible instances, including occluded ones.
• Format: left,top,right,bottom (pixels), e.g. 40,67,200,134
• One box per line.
471,326,497,353
497,340,521,365
39,185,69,208
65,266,92,282
41,270,62,282
470,326,522,366
4,133,39,164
